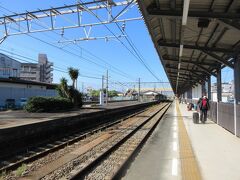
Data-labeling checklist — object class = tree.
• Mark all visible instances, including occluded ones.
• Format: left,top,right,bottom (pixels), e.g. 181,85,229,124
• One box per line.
108,90,118,97
90,90,100,97
68,67,79,89
89,89,118,98
57,77,69,98
57,77,83,108
68,86,83,107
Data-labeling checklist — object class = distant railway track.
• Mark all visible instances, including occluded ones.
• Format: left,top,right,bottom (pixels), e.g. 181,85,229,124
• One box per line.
1,103,170,179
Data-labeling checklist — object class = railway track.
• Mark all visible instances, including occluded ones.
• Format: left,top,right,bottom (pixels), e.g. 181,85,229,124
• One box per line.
0,102,171,180
0,107,148,173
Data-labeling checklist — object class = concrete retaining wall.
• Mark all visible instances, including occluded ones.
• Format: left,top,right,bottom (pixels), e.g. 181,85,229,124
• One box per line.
0,101,157,158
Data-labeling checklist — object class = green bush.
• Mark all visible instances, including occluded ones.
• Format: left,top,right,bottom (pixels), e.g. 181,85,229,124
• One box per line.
24,97,74,112
68,87,83,107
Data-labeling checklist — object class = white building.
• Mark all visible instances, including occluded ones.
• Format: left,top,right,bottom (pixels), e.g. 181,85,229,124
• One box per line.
0,53,21,78
20,63,40,81
0,78,57,107
20,54,53,83
211,82,234,102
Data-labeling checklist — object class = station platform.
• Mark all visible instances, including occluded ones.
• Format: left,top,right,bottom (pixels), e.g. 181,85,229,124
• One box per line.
0,100,140,129
123,101,240,180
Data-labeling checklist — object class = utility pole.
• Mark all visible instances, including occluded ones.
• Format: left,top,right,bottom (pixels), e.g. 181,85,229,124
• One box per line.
100,75,105,105
106,70,109,105
82,82,84,93
138,78,140,102
102,75,104,91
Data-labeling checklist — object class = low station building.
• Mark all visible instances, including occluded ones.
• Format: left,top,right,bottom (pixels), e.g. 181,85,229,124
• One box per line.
0,78,57,107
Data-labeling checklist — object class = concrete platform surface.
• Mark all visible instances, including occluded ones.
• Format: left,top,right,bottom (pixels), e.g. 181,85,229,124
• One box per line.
179,102,240,180
123,102,181,180
123,101,240,180
0,101,141,129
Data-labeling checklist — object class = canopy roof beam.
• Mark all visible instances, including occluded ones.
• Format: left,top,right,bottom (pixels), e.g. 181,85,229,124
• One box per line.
163,56,219,66
164,58,217,76
158,41,237,54
147,6,240,20
159,42,235,68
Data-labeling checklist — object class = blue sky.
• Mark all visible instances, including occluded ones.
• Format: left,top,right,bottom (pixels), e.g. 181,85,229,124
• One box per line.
0,0,233,91
0,0,170,92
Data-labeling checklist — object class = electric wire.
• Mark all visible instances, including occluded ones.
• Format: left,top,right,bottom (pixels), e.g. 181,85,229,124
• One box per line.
101,2,167,92
0,4,137,81
0,1,169,88
79,0,167,89
0,49,103,80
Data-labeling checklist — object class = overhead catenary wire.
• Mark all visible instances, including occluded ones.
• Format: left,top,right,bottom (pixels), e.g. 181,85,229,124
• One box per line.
0,2,170,88
0,4,137,81
79,0,168,92
0,47,104,77
101,3,167,92
0,49,103,80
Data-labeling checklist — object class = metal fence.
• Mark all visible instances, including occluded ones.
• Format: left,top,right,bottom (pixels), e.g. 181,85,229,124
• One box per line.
208,101,217,123
218,102,234,134
184,98,240,136
237,104,240,137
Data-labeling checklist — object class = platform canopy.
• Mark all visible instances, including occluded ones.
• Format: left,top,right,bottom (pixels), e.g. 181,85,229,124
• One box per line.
137,0,240,94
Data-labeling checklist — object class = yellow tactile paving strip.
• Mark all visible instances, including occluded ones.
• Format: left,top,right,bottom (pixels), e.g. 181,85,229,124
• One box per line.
176,102,202,180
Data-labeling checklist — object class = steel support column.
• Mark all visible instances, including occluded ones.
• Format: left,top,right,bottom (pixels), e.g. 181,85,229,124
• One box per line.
234,57,240,135
187,88,192,99
208,77,211,100
202,81,206,96
234,58,240,104
217,69,222,102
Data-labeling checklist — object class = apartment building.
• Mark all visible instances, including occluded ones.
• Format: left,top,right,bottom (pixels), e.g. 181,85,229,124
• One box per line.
20,54,53,83
0,53,21,78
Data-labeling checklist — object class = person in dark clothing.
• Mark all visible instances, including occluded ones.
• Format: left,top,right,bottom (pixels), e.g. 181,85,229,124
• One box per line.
197,97,202,104
198,96,210,123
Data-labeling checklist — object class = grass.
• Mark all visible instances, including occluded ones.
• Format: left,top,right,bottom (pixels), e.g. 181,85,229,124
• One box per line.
15,164,27,176
0,171,6,180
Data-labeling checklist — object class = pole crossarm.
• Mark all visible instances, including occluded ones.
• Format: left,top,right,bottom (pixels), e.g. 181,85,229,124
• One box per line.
58,35,127,43
147,5,240,19
0,0,141,40
0,1,133,24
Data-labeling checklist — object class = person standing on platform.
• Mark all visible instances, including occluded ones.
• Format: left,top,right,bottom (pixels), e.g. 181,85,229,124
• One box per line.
198,96,210,123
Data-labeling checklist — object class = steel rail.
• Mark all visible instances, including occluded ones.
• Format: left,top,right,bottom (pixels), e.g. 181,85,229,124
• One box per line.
70,103,171,179
0,105,151,174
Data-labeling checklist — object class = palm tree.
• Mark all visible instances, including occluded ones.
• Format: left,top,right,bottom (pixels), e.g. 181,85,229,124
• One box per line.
58,77,69,98
68,67,79,89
